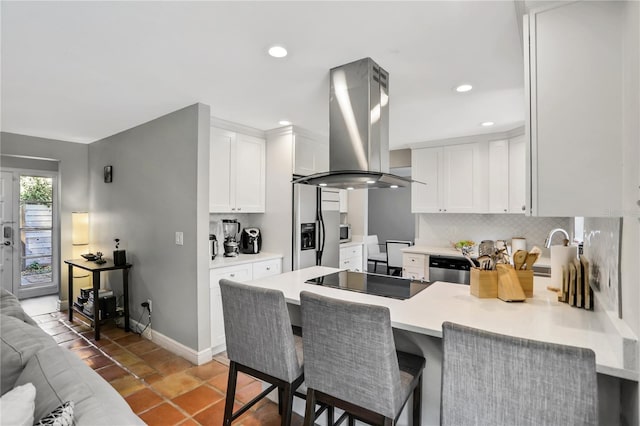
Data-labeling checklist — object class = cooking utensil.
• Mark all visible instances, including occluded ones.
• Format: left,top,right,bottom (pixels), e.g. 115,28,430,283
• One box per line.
513,250,528,270
463,254,477,268
479,240,495,257
477,255,491,271
524,252,540,270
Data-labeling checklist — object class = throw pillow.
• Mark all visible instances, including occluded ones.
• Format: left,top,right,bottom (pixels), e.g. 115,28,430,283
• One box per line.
36,400,74,426
0,382,36,426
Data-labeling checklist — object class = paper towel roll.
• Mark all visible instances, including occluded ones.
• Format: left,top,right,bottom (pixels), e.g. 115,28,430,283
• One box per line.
550,245,579,286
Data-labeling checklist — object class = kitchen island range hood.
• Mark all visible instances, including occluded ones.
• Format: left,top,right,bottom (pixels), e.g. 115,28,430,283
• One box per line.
292,58,415,190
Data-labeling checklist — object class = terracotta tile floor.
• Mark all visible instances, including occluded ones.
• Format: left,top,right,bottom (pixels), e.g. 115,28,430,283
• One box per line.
33,311,304,426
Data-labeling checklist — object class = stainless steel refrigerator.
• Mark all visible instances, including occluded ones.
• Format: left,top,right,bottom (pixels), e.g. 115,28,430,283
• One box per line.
293,184,340,270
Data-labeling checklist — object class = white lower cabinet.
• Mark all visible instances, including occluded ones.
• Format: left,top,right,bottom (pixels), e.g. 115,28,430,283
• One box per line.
210,257,282,352
402,253,429,281
339,244,363,272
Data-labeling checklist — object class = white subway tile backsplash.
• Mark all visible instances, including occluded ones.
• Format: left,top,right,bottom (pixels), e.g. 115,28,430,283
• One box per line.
417,214,572,256
583,217,622,315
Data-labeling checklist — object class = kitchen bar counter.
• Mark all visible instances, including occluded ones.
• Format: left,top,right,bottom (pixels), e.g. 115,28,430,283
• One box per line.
247,266,636,425
248,266,635,381
209,252,282,269
402,244,551,267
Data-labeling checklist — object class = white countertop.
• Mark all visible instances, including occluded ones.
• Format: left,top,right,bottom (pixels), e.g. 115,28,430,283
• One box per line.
210,252,283,269
402,245,551,268
247,266,637,381
339,241,363,249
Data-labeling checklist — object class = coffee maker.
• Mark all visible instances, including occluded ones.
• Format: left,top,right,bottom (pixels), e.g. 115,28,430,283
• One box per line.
240,228,262,254
222,219,241,257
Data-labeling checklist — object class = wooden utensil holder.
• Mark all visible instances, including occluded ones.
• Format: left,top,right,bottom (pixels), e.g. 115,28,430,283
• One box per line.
496,264,526,302
470,268,498,298
516,269,534,298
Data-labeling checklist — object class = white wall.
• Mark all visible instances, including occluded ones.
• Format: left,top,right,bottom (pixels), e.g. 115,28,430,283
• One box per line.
0,132,89,304
88,103,210,351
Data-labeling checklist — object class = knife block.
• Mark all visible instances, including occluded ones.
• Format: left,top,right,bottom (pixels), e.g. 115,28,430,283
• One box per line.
470,268,498,298
515,269,534,298
496,264,526,302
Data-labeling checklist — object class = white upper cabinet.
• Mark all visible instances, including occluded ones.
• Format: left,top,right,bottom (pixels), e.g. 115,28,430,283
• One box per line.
339,189,348,213
411,147,442,213
508,136,527,214
293,132,329,176
526,1,623,217
488,140,509,213
412,143,487,213
210,126,265,213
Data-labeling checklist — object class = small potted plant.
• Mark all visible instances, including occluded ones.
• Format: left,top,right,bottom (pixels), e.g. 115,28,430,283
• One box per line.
113,238,127,266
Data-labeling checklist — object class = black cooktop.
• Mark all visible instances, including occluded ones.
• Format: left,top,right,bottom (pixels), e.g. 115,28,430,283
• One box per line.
305,271,431,300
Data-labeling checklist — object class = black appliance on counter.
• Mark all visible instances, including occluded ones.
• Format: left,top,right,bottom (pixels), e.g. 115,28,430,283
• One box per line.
240,227,262,254
305,271,431,300
428,256,477,285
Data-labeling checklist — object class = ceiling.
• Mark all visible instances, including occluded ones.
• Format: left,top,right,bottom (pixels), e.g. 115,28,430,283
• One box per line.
1,1,526,149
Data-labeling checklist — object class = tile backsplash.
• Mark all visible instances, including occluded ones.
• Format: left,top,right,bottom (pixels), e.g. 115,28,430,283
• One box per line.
582,217,622,315
416,214,572,256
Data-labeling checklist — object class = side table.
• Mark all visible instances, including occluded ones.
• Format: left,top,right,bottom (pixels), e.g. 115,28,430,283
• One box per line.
64,259,132,340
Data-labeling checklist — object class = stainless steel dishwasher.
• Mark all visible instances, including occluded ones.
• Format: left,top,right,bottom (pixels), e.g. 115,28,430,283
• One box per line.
428,255,476,284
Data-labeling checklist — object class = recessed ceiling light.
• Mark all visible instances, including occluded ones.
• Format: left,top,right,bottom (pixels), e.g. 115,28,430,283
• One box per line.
319,183,327,187
455,84,473,93
366,180,376,184
390,185,399,189
481,121,495,127
268,45,288,58
279,120,291,126
346,187,354,191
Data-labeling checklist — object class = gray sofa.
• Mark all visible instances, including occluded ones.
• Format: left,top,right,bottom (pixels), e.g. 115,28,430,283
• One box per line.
0,289,145,425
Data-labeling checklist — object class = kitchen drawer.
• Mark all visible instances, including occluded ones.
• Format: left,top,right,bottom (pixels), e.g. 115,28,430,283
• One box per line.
340,256,363,272
210,264,253,289
403,266,428,281
403,253,427,269
340,244,363,260
252,258,282,280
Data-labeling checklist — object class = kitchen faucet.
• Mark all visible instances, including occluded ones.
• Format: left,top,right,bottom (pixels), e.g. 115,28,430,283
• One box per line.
544,228,570,248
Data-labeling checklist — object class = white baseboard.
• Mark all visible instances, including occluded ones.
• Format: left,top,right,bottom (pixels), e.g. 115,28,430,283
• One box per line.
129,319,213,365
57,299,69,311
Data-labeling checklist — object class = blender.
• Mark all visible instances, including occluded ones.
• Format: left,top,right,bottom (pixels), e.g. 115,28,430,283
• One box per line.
222,219,241,257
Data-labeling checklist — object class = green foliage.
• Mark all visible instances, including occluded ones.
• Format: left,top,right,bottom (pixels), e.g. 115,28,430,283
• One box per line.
20,177,52,203
25,261,43,272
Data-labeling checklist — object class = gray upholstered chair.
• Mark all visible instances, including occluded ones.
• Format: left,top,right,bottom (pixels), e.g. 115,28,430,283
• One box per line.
441,322,598,426
300,291,425,426
219,279,306,426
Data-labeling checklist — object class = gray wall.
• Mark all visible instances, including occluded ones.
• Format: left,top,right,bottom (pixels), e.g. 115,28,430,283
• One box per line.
368,185,415,244
0,132,89,302
88,103,210,351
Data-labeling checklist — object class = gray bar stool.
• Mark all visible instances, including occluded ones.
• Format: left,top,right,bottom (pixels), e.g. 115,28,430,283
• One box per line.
300,291,425,426
220,280,331,426
441,321,598,426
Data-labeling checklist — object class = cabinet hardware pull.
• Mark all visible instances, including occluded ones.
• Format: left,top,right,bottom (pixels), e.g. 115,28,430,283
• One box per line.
266,266,270,270
522,205,526,211
230,273,235,277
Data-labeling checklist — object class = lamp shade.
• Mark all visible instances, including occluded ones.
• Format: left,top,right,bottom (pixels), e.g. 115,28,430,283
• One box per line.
72,212,89,245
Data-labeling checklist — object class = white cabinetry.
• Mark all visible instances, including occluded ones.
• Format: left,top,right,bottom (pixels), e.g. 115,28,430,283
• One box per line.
487,138,527,214
339,190,348,213
292,130,329,176
340,244,363,272
209,257,282,352
412,143,487,213
508,136,527,214
526,2,623,216
402,253,429,281
210,127,266,213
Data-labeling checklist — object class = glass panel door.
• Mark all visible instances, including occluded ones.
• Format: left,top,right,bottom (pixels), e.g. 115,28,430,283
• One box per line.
18,174,58,298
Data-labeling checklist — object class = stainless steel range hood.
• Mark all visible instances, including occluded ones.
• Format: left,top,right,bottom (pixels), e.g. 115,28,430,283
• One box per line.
292,58,412,189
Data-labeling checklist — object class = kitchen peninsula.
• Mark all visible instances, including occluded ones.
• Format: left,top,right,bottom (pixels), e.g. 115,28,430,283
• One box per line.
245,266,637,425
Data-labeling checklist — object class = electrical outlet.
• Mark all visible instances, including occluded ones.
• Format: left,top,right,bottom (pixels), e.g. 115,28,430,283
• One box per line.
175,231,183,246
146,299,152,313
